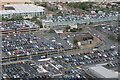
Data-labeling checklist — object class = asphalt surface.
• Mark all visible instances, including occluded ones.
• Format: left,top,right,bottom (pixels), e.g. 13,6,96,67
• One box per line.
1,24,118,64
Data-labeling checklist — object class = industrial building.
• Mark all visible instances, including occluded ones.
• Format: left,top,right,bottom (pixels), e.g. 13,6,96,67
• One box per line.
0,4,45,19
88,66,119,78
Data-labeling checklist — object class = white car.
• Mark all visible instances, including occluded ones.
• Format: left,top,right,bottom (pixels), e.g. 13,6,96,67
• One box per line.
93,34,96,36
111,46,116,48
103,54,107,57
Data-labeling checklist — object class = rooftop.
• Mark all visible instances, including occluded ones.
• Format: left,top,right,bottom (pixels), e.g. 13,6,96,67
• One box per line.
74,33,93,41
0,4,45,14
89,66,119,78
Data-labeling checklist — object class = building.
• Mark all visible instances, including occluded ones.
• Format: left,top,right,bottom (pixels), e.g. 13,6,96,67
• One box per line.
55,30,64,34
0,4,45,19
88,66,119,78
69,24,78,29
74,33,93,46
42,20,53,28
91,11,96,14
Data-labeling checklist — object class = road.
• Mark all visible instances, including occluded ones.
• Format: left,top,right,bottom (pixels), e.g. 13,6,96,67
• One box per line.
82,25,118,49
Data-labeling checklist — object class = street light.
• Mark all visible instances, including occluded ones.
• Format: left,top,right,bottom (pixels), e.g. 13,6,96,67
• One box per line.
17,55,19,61
29,52,33,60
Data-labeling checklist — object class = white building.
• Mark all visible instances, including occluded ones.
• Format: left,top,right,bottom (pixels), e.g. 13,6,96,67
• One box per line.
0,4,45,19
42,20,53,28
55,30,64,34
88,66,119,78
69,24,78,29
91,11,96,14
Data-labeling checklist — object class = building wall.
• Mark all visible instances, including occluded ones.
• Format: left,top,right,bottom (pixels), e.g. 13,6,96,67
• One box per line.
2,11,45,19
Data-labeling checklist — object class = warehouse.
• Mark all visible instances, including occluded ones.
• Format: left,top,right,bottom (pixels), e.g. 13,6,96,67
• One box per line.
88,66,119,78
0,4,45,19
74,33,93,46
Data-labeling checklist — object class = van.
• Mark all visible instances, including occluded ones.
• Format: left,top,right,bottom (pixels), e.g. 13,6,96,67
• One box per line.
40,55,46,59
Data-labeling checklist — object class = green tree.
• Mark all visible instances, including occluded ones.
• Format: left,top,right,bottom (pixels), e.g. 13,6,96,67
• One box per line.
70,28,76,32
39,2,47,7
49,29,55,33
10,15,23,21
95,10,99,13
35,20,43,28
108,34,116,41
67,2,90,11
117,35,120,42
30,16,38,22
73,39,78,44
65,25,70,30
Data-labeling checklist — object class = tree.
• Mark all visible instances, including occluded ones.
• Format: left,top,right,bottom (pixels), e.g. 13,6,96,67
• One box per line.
73,39,78,44
53,11,63,17
65,25,70,30
65,2,68,4
25,18,30,20
49,29,55,33
117,35,120,42
35,20,43,28
79,28,82,30
108,34,116,41
95,10,99,13
40,15,46,19
70,28,76,32
67,2,90,11
2,17,9,21
30,16,38,22
39,2,47,7
10,15,24,21
25,2,28,4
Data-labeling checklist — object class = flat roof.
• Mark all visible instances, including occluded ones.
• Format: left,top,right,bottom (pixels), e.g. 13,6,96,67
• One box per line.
0,4,45,14
89,66,119,78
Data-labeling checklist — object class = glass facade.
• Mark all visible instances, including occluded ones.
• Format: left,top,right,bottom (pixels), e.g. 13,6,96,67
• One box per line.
45,16,118,27
2,11,45,18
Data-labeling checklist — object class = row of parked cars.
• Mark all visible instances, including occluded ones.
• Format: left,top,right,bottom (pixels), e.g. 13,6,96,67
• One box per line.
49,57,88,79
45,12,119,22
100,24,119,36
62,74,84,79
106,61,120,68
2,63,29,78
52,49,119,66
2,61,53,79
65,40,75,48
0,20,38,30
2,33,70,57
50,59,63,69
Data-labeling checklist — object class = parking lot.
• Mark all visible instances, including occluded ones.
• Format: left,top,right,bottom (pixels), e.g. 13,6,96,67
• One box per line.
42,11,119,27
0,20,38,31
95,24,119,36
48,12,119,23
1,44,118,79
51,49,119,69
1,32,72,58
1,60,60,79
103,60,120,73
